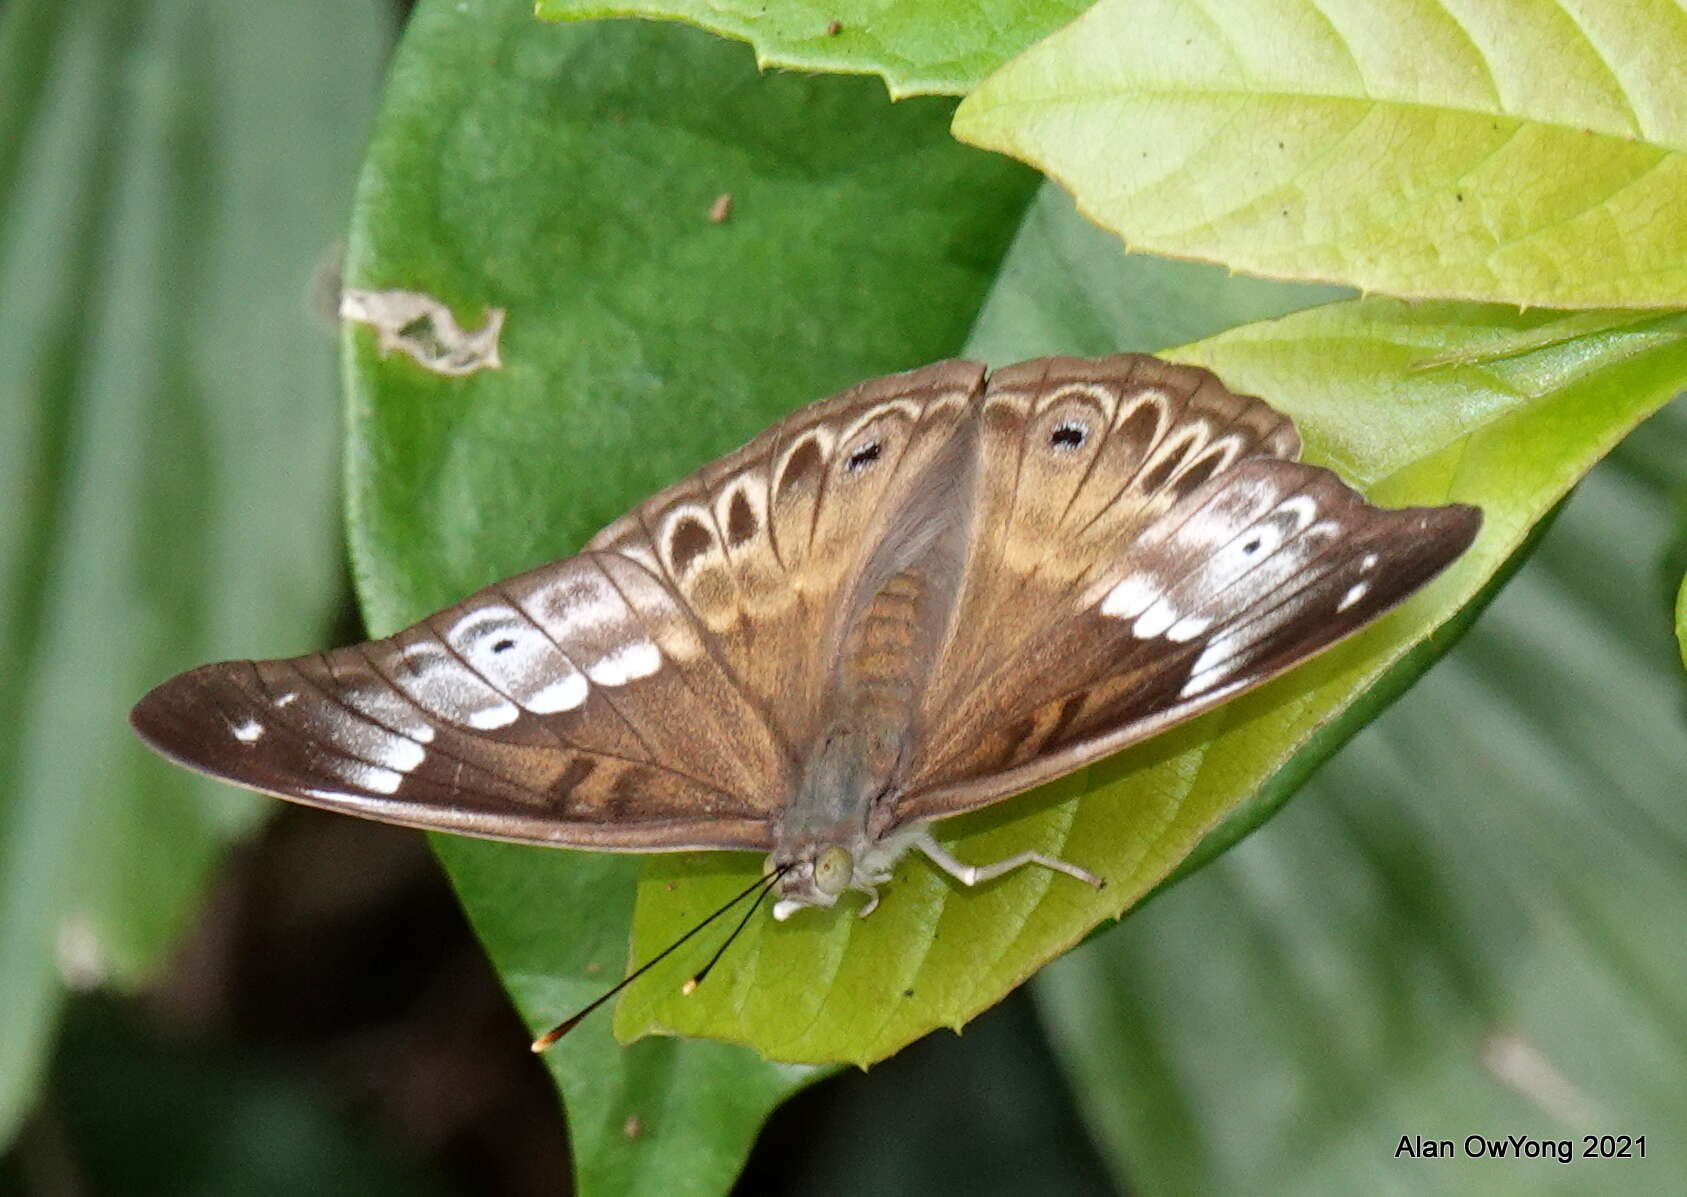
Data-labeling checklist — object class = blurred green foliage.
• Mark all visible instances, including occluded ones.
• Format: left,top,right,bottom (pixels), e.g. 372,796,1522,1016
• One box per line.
954,0,1687,308
0,0,388,1148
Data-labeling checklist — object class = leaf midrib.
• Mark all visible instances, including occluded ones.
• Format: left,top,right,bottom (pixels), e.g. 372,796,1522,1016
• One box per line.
962,86,1675,155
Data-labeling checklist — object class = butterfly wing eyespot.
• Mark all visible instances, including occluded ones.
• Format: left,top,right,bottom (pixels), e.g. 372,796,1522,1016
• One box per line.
1049,420,1089,450
844,439,883,472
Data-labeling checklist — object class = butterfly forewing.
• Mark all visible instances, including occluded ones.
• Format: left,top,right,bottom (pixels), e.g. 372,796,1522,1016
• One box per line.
134,360,992,850
131,555,784,850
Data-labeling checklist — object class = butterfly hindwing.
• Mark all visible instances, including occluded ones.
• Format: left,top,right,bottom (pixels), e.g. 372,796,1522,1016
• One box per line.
898,367,1481,820
916,356,1302,724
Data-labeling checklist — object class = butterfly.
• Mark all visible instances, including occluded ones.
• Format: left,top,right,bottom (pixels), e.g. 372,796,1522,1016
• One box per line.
132,354,1480,925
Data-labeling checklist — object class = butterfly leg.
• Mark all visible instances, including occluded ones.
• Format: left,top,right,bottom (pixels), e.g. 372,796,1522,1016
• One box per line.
855,885,881,918
911,832,1104,891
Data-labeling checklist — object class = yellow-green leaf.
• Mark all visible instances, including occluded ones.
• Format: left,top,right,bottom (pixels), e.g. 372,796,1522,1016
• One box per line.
953,0,1687,308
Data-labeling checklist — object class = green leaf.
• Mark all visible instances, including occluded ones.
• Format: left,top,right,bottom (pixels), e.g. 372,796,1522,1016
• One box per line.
967,183,1353,362
622,294,1687,1065
0,0,385,1145
341,1,1035,1190
1677,572,1686,670
1035,402,1687,1195
952,0,1687,309
535,0,1093,98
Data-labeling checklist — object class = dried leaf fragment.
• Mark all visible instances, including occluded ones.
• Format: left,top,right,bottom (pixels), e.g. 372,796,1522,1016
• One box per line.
340,288,505,376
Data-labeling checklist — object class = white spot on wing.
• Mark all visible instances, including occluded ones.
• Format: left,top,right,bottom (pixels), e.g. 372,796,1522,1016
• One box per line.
1276,494,1318,531
1180,617,1273,698
1132,597,1181,640
1361,552,1379,570
326,757,404,795
381,735,425,772
1337,581,1370,612
587,641,661,687
522,671,589,714
394,638,516,730
1165,614,1212,642
526,568,632,639
445,603,587,716
336,683,437,743
466,701,520,729
232,718,264,743
316,706,427,772
1100,572,1159,620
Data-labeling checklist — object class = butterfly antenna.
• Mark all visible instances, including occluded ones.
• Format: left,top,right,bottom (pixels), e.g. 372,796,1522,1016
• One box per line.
680,867,783,996
530,864,789,1053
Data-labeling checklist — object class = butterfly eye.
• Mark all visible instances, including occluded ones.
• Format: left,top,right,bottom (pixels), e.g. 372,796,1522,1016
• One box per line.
813,845,853,896
1049,420,1089,451
844,440,883,473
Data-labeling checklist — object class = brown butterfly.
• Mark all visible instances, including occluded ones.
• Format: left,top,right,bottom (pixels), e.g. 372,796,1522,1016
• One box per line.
132,354,1480,924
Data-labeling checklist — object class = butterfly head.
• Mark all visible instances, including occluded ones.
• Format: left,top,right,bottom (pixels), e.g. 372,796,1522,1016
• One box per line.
769,843,859,920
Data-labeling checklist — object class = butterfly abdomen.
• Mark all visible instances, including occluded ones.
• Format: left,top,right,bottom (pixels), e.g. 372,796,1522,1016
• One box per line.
838,570,926,715
775,569,938,848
